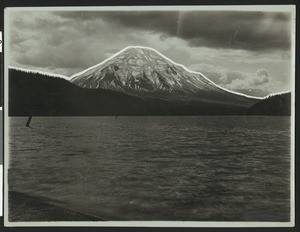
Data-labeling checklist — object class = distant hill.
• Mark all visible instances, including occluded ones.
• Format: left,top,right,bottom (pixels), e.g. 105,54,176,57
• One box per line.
9,69,253,116
248,92,291,116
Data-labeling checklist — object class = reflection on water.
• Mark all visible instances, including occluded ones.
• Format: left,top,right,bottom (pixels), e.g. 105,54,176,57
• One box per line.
8,116,291,221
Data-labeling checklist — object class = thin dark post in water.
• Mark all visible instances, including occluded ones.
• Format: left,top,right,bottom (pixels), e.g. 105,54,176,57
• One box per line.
26,111,34,127
115,115,118,120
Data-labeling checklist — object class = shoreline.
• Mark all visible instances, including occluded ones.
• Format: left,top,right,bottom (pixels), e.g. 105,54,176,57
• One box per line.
8,191,103,222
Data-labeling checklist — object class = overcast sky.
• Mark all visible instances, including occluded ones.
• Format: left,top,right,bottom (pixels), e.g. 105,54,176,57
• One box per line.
8,9,294,96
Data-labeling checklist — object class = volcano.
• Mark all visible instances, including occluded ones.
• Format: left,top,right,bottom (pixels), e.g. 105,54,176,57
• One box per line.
70,46,260,107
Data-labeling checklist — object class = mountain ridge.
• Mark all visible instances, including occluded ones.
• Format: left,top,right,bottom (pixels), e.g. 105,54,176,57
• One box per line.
9,66,70,80
8,63,288,101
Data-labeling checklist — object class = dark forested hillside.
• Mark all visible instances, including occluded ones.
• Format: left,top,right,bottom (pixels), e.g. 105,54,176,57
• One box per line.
9,69,147,116
9,69,253,116
248,92,291,116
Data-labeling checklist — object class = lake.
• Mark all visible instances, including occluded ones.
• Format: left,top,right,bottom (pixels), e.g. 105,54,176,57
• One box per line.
8,116,291,221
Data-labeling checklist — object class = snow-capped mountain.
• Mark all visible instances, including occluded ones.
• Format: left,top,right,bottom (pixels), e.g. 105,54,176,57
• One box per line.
71,46,260,107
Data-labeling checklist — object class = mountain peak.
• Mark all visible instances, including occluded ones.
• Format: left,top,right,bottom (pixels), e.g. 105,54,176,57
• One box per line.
122,46,161,54
123,45,152,52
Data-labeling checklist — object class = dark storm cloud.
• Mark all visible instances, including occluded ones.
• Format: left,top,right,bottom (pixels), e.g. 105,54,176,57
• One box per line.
54,11,179,36
55,11,292,51
177,11,291,51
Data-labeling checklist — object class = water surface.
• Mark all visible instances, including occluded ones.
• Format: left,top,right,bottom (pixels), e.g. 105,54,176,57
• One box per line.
8,116,291,221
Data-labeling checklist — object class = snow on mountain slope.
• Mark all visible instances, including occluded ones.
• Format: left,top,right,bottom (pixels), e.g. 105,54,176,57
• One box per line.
70,46,261,107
